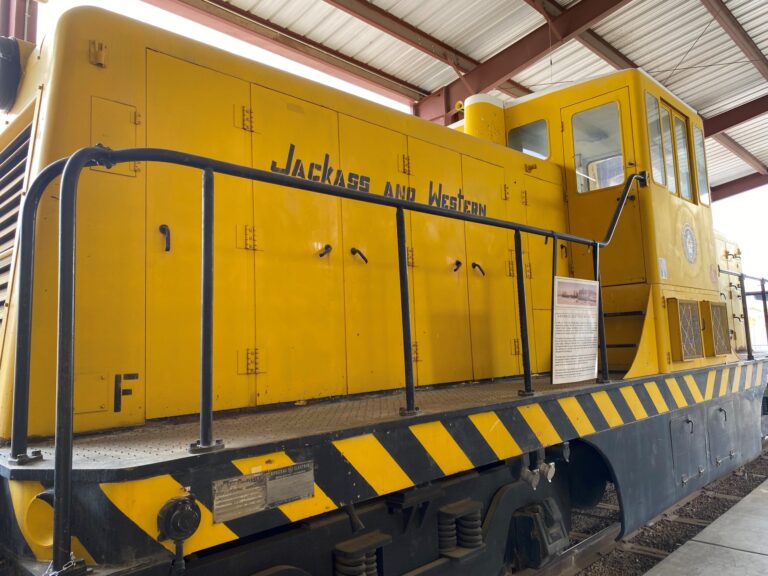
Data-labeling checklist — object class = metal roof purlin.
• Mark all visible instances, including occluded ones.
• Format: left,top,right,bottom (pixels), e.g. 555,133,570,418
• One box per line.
704,95,768,136
414,0,633,123
712,173,768,201
522,0,637,69
700,0,768,81
320,0,531,99
711,133,768,175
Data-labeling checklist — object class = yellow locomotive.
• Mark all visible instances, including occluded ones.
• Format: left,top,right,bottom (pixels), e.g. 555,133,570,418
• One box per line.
0,7,764,576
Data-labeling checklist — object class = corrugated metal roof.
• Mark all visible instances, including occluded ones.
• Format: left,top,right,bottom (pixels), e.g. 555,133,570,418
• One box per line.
220,0,767,190
511,39,616,92
705,138,755,186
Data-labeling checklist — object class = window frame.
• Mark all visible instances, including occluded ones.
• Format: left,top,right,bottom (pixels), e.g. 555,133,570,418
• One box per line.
507,119,550,160
693,125,711,206
571,100,625,193
650,97,698,204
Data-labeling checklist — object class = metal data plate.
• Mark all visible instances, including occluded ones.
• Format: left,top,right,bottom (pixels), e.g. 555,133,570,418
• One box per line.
212,461,314,523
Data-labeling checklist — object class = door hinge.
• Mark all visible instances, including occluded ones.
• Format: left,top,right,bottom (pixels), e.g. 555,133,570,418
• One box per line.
525,262,532,279
238,225,258,250
131,161,141,174
502,184,510,200
407,247,415,267
412,341,420,362
512,338,520,356
506,259,515,277
241,106,254,132
521,190,528,206
132,111,142,126
400,154,412,175
238,348,259,375
666,352,671,364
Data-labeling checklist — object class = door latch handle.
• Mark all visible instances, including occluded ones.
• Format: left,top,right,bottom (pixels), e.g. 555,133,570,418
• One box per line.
453,260,463,272
471,262,485,276
159,224,171,252
686,416,694,434
718,407,728,422
318,244,333,258
350,247,368,264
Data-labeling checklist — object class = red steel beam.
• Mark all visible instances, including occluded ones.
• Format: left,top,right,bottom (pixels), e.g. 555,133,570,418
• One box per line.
712,172,768,201
414,0,633,122
141,0,425,104
321,0,530,98
712,133,768,175
523,0,637,69
2,0,35,42
704,95,768,137
700,0,768,81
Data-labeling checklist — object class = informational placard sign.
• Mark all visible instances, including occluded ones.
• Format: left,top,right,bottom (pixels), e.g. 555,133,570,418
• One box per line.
552,277,599,385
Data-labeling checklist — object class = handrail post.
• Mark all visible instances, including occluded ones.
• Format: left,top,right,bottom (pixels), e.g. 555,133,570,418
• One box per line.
739,273,753,361
53,149,105,572
8,160,67,464
515,230,533,396
593,242,609,383
761,279,768,352
190,168,224,452
396,207,418,416
549,234,558,379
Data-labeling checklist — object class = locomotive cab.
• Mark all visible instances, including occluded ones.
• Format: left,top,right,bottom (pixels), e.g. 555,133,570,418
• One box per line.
504,70,730,377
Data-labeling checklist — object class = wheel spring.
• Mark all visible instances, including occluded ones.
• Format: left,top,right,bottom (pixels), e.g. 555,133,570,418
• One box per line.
457,511,483,549
365,551,377,576
438,514,458,553
334,551,378,576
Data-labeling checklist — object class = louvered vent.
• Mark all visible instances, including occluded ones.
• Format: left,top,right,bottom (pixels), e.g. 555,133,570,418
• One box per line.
0,125,31,325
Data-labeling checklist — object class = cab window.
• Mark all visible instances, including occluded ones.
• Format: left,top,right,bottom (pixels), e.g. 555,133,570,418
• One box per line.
674,116,693,201
693,126,710,205
508,119,548,159
572,101,623,192
660,107,676,194
645,92,665,186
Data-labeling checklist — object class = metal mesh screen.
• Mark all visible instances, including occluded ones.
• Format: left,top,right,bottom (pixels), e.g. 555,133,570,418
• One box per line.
679,301,703,360
710,302,731,356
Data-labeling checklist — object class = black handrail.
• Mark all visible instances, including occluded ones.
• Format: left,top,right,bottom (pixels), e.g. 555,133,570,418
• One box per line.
7,145,644,571
719,267,768,361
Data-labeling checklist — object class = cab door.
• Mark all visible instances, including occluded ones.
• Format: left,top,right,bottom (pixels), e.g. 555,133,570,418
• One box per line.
462,155,520,379
561,88,643,286
339,116,408,393
251,86,346,404
146,51,255,418
408,139,472,385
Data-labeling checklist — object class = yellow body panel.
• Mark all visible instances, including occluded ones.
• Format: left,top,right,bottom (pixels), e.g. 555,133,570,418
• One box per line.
0,8,746,439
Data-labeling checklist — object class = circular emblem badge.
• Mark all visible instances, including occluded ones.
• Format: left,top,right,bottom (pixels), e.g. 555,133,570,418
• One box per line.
682,224,697,264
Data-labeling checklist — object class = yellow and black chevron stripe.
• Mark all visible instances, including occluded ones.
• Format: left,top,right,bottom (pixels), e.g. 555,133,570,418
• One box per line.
7,360,767,564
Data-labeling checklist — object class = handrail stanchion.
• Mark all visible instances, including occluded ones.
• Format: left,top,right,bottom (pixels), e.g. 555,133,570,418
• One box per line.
396,207,418,416
9,159,68,464
53,149,107,572
593,242,609,383
515,230,533,396
762,279,768,350
549,234,558,380
739,273,754,361
190,168,223,452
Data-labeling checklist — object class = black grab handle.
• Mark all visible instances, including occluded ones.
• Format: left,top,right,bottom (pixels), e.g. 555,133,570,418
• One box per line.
471,262,485,276
453,260,462,272
159,224,171,252
351,247,368,263
318,244,333,257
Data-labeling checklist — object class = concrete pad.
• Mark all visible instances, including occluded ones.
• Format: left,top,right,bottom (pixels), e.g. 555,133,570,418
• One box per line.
692,481,768,555
644,541,768,576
